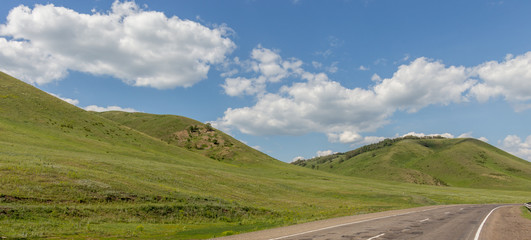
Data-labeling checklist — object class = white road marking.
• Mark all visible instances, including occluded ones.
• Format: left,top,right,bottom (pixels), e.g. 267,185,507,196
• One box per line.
268,206,449,240
367,233,385,240
419,218,430,222
473,205,504,240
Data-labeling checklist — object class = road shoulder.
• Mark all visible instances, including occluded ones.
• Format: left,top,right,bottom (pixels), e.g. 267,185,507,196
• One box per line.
481,205,531,240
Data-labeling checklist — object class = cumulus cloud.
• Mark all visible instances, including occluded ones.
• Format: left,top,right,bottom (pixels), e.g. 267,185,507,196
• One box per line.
48,92,140,113
359,136,386,145
49,93,79,106
371,74,382,82
291,156,305,162
221,46,303,96
469,52,531,111
501,135,531,161
326,62,339,73
457,132,488,142
328,131,362,144
0,1,235,89
402,132,455,139
374,57,474,113
316,150,335,157
84,105,138,112
215,72,393,137
312,61,323,69
214,47,474,141
400,131,488,142
215,46,531,144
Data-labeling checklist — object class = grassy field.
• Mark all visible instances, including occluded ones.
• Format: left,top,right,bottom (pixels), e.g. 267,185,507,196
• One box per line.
294,137,531,191
2,71,531,239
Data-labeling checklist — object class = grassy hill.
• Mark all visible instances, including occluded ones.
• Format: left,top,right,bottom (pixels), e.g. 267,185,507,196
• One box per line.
292,137,531,191
2,71,531,239
97,111,276,164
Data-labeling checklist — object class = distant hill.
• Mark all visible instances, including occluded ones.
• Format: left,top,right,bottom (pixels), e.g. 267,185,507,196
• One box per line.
98,111,276,164
292,137,531,191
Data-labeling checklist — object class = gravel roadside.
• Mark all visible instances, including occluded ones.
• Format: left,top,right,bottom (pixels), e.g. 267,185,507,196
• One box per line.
481,205,531,240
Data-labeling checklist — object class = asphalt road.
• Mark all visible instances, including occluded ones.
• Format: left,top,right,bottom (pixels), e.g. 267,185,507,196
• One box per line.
214,204,510,240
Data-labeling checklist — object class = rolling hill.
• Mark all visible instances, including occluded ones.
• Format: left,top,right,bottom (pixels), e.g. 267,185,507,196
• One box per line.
97,111,276,164
292,137,531,191
2,71,531,239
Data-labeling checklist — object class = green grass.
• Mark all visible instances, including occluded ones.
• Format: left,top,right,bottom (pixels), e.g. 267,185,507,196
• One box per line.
295,138,531,191
2,71,531,239
97,111,277,164
522,206,531,221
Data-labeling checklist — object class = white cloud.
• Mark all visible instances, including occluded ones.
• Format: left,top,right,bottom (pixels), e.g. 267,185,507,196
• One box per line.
359,65,369,71
457,132,473,138
291,156,305,162
315,49,332,58
316,150,335,157
371,73,382,82
216,47,531,145
501,135,531,161
48,92,141,114
49,93,79,106
312,61,323,69
328,133,386,145
220,69,238,78
402,132,455,139
0,1,235,89
222,77,263,96
457,132,488,142
221,46,303,96
359,136,386,145
216,72,393,136
470,52,531,107
328,131,362,144
84,105,138,112
326,62,339,73
374,57,474,113
215,47,474,140
0,38,68,84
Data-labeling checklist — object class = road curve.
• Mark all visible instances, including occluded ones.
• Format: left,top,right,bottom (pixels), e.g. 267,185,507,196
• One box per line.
213,204,513,240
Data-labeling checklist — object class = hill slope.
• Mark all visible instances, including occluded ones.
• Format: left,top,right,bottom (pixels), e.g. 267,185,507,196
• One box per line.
293,137,531,191
2,71,531,239
98,111,276,164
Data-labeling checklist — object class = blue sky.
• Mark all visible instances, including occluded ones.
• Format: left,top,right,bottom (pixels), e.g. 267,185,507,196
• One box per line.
1,0,530,162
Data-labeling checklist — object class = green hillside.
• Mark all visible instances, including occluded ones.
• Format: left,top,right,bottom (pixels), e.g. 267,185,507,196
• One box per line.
97,111,276,164
2,71,531,239
293,137,531,191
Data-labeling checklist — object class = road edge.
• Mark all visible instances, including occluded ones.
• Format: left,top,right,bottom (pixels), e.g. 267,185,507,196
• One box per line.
211,204,462,240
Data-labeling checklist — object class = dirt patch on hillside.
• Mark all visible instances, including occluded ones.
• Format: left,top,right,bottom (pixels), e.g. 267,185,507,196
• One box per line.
482,205,531,240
